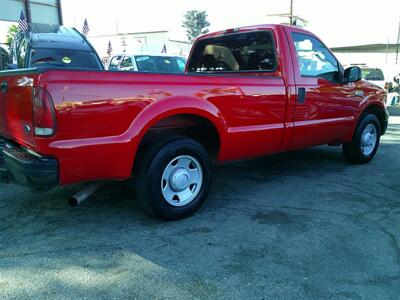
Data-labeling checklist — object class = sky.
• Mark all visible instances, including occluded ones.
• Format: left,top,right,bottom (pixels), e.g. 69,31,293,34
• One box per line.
59,0,400,47
0,0,399,47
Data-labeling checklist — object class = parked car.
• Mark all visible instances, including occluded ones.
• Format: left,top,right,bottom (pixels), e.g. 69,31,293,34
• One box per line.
360,67,386,89
7,23,103,70
0,46,9,70
387,73,400,106
0,24,389,220
108,53,186,73
356,66,400,106
387,93,399,106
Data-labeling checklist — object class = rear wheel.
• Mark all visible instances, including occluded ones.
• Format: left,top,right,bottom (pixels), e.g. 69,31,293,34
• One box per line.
342,113,381,164
135,136,213,220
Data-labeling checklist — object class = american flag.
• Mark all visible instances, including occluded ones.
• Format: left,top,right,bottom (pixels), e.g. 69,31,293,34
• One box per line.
18,10,29,32
82,18,89,36
161,44,167,53
107,41,112,56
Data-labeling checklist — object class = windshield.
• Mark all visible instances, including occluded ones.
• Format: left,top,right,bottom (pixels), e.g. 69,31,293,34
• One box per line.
29,48,102,69
134,56,186,73
361,68,384,81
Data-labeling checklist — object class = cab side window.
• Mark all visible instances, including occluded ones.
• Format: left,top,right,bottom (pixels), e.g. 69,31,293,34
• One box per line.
292,32,340,82
187,31,276,73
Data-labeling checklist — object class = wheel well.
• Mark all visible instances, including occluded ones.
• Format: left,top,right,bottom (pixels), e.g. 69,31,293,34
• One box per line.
135,114,220,166
363,105,386,135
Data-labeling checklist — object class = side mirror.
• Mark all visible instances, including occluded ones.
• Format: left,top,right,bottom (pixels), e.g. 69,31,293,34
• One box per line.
344,66,362,83
6,63,18,70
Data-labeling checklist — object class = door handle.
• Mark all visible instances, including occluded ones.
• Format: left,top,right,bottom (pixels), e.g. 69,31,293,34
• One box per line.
0,80,7,93
298,87,306,104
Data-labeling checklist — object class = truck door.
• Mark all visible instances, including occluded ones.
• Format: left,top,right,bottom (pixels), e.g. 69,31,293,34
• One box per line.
186,29,287,159
284,28,359,149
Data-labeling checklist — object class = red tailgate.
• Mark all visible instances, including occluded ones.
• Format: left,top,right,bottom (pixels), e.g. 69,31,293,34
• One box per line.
0,72,37,148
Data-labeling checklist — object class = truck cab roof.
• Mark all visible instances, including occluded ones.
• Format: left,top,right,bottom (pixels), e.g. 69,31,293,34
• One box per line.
27,24,92,51
196,24,313,41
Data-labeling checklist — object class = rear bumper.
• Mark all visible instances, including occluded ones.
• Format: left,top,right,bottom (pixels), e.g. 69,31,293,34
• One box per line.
0,139,59,190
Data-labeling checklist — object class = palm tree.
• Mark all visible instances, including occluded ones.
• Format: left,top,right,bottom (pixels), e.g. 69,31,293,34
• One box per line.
6,25,18,48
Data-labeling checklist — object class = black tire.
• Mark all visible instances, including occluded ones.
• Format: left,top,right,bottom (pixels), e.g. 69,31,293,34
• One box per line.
134,136,213,220
342,113,381,164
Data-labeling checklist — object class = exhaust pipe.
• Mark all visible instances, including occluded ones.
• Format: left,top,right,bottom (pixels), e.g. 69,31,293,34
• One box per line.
69,182,104,207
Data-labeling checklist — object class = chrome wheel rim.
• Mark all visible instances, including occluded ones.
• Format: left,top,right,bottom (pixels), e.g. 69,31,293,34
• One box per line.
360,124,377,156
161,155,203,207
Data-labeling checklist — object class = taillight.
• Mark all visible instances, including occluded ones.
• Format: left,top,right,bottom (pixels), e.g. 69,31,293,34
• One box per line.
32,87,56,137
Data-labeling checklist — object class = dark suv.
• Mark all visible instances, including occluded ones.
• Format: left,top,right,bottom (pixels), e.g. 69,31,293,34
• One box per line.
7,23,103,70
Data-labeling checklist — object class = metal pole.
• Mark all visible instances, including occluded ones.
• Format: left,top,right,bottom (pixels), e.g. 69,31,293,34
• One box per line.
396,17,400,65
57,0,63,25
289,0,294,26
386,39,389,64
24,0,32,23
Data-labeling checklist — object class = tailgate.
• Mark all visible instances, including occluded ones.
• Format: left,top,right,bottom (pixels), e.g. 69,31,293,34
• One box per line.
0,71,37,148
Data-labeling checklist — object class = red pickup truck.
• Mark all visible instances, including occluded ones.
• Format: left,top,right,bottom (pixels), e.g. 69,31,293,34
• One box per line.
0,24,389,219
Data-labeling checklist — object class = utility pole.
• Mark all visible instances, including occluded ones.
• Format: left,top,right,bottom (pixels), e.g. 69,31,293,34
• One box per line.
396,17,400,65
289,0,294,26
266,0,307,27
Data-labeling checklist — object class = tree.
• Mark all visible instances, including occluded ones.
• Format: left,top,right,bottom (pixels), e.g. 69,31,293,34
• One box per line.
6,25,18,48
182,10,210,42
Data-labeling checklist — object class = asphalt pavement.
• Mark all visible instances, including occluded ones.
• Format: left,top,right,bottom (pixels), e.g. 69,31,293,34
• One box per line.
1,107,400,299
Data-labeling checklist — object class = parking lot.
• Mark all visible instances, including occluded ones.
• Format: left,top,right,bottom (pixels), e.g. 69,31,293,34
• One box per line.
0,107,399,299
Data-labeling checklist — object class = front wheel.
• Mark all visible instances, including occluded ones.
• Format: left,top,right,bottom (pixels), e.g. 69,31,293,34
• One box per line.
135,137,213,220
342,113,381,164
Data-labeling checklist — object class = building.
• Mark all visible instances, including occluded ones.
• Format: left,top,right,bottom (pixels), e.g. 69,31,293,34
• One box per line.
0,0,63,25
332,43,400,81
87,30,192,64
